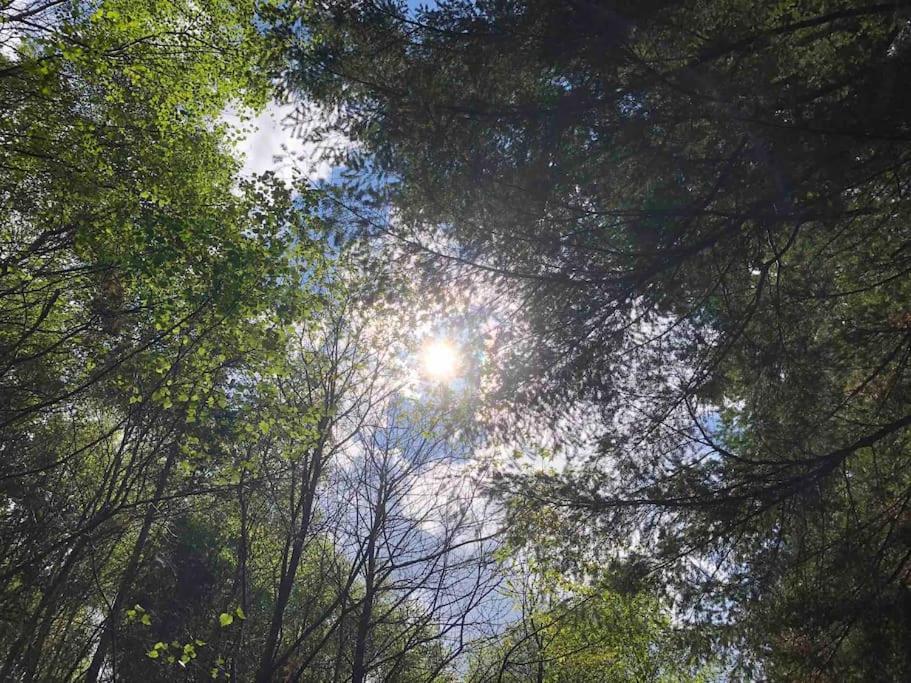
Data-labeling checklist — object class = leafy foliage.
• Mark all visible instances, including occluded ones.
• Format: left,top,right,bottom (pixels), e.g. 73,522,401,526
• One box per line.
8,0,897,679
468,570,708,683
0,1,325,679
287,0,911,678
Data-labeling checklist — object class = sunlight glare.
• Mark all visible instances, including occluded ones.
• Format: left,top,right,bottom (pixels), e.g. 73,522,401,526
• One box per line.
421,339,459,381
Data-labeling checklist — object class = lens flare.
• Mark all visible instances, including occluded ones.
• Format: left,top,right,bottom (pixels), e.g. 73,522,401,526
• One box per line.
421,339,459,380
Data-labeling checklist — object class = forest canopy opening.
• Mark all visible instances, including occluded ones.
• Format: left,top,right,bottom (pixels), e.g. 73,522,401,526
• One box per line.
1,0,909,681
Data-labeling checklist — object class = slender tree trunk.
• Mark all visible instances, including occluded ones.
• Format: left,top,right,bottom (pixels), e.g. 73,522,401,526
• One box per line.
0,535,88,680
531,615,545,683
232,468,250,683
84,450,176,682
254,445,324,683
351,479,385,683
331,609,348,683
350,564,375,683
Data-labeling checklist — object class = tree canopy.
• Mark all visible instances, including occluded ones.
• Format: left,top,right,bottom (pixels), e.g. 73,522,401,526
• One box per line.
285,0,911,678
2,0,909,680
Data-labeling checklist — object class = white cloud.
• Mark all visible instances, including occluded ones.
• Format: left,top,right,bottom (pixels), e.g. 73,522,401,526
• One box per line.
223,100,348,185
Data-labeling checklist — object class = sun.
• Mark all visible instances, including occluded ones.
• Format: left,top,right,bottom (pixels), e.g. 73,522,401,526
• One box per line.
421,339,459,381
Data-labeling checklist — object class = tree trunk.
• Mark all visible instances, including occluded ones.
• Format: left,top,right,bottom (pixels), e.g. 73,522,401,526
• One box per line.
254,445,324,683
84,450,176,682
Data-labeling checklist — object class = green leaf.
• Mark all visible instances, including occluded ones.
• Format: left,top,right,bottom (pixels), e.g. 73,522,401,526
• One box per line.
219,612,233,627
